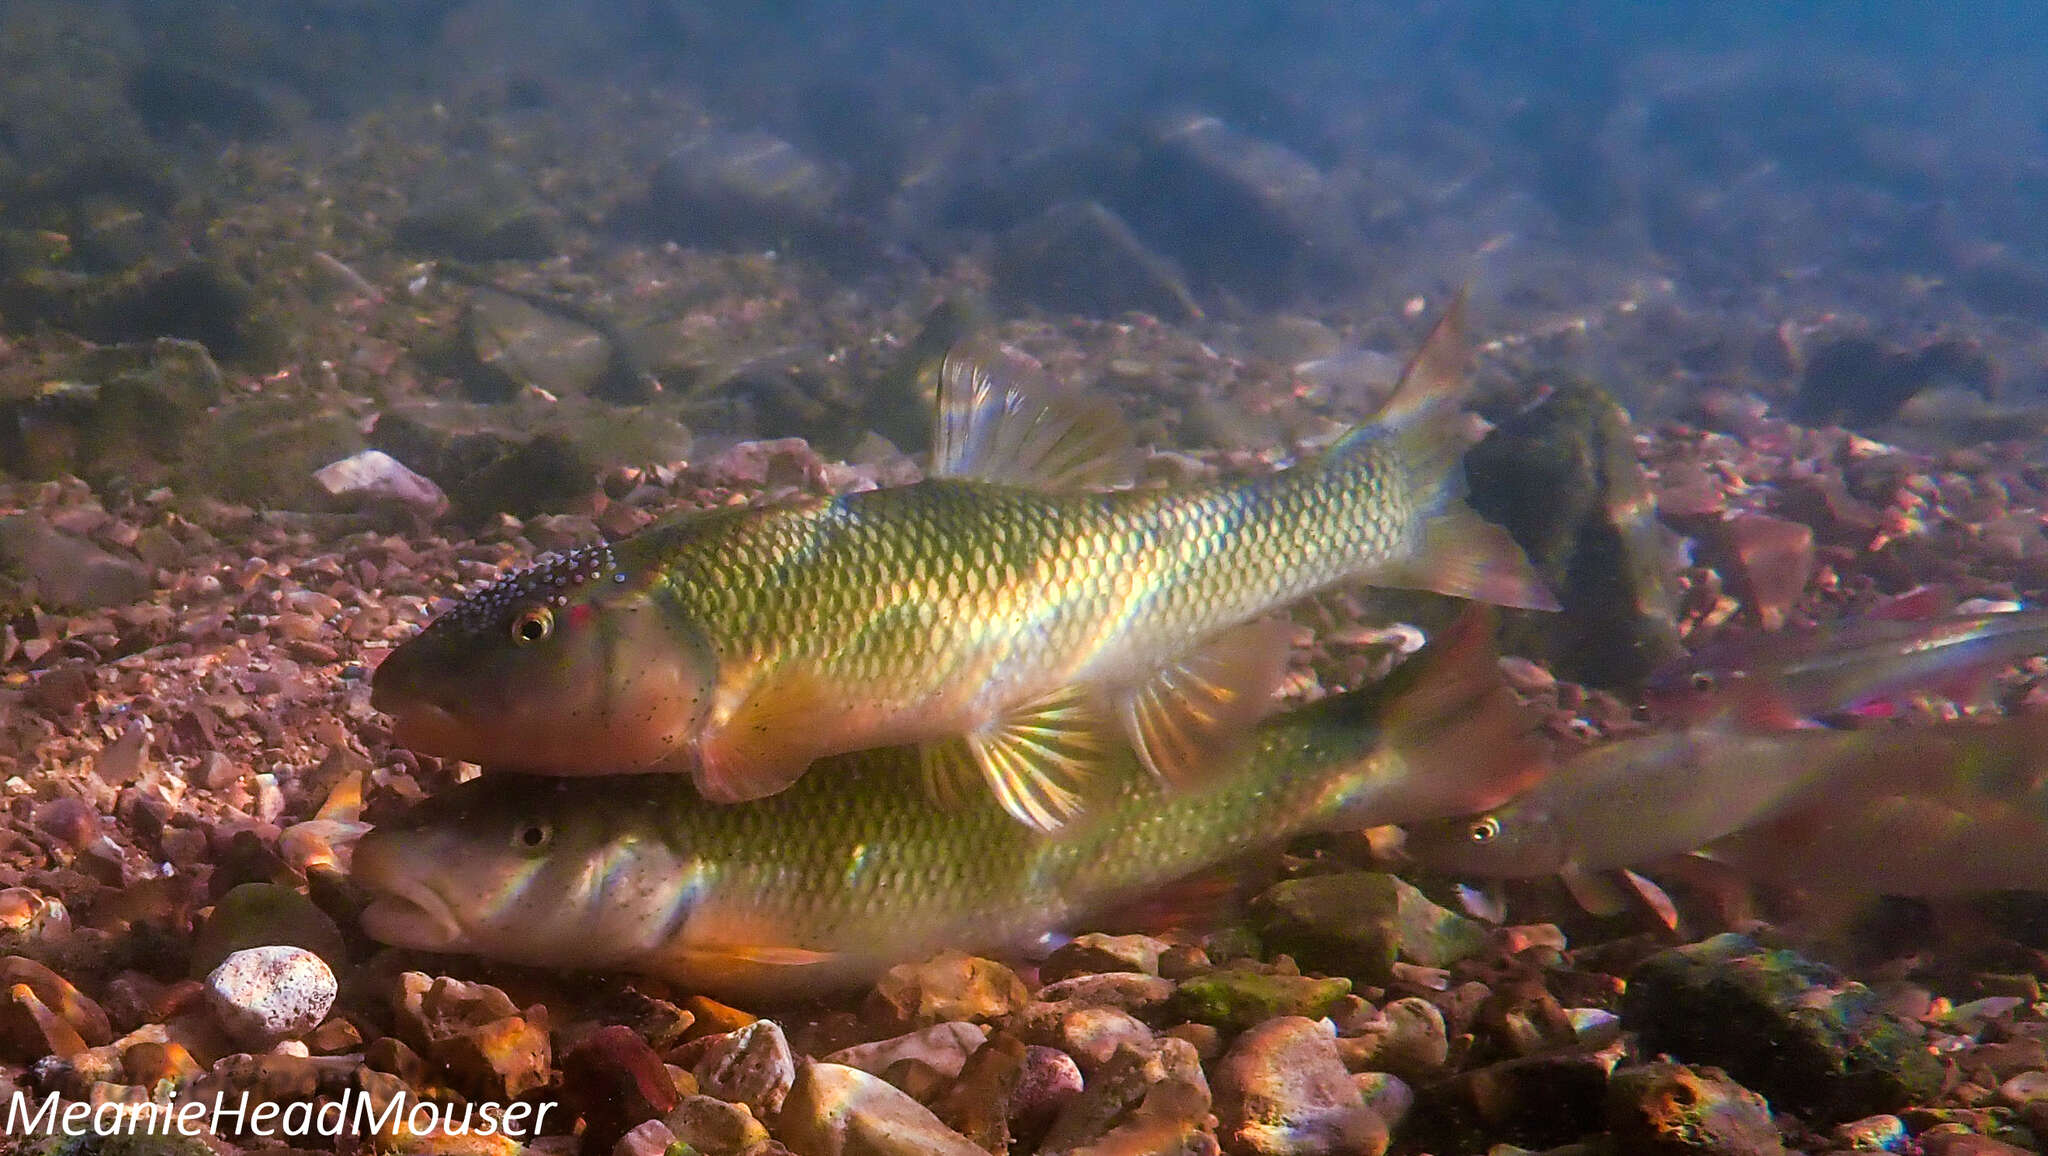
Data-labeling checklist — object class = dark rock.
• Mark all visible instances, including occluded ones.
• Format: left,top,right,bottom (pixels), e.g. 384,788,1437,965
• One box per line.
1620,934,1947,1124
189,883,348,977
993,200,1200,321
0,338,224,484
561,1025,679,1156
1438,1052,1611,1152
366,415,598,525
1607,1063,1787,1155
125,62,281,141
1121,111,1363,304
1464,379,1685,688
1039,1038,1209,1156
934,1031,1025,1153
1793,335,1994,427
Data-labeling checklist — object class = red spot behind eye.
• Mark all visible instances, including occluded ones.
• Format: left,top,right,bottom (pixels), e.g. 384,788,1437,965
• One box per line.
564,604,597,630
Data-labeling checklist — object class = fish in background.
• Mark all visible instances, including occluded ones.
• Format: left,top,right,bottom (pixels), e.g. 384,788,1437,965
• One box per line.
370,295,1554,832
1400,696,2048,916
1643,598,2048,727
354,610,1548,999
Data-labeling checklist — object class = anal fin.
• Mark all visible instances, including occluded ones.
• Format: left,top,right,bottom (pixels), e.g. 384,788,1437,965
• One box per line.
1117,618,1294,788
929,684,1107,832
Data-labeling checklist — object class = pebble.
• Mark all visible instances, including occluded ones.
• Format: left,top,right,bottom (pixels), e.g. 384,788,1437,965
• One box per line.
1032,1006,1156,1075
1213,1016,1388,1156
1606,1062,1785,1156
0,956,112,1047
1014,1044,1087,1140
1041,1038,1209,1155
686,1017,795,1116
1354,1073,1412,1134
870,951,1029,1029
1995,1069,2048,1107
612,1119,675,1156
205,945,337,1049
776,1060,987,1156
191,882,348,975
1920,1137,2036,1156
1034,973,1179,1015
388,972,551,1100
1829,1114,1907,1151
825,1021,988,1080
934,1031,1025,1152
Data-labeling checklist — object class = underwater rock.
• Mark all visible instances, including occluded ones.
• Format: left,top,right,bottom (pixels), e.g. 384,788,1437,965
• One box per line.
1171,968,1352,1031
993,200,1201,322
125,61,284,142
190,883,347,976
870,952,1030,1031
1606,1063,1786,1156
1032,974,1179,1018
1253,872,1486,984
932,1031,1025,1152
650,130,847,250
1353,1073,1413,1135
1792,335,1993,428
562,1025,680,1156
1829,1113,1908,1150
1441,1052,1611,1151
0,516,150,611
777,1059,988,1156
389,972,551,1101
395,175,559,261
1028,1006,1155,1076
1039,1038,1210,1156
1123,111,1363,304
684,1018,795,1117
460,286,616,401
1213,1016,1387,1156
0,338,223,484
663,1094,772,1156
1620,934,1946,1123
1463,378,1685,689
203,945,337,1050
825,1022,988,1082
1337,997,1449,1083
1,260,278,363
313,449,449,521
366,415,599,524
1040,934,1170,983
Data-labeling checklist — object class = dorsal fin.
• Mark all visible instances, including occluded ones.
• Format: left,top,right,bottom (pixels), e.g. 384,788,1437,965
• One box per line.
1371,288,1471,425
931,341,1138,490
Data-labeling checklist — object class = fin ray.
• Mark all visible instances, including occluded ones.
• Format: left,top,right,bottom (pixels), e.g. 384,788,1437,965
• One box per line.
933,342,1138,490
1372,506,1560,611
1117,619,1294,787
942,684,1108,832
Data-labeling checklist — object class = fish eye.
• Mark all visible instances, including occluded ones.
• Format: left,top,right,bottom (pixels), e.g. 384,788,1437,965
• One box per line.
509,606,554,646
1468,816,1502,844
511,820,554,852
1689,672,1716,692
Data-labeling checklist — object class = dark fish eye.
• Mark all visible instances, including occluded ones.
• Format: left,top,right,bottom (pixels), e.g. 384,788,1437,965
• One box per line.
1689,672,1716,692
1469,816,1502,844
510,606,554,645
512,820,554,851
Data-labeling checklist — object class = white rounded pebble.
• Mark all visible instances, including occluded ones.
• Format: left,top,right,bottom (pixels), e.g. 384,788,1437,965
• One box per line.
205,946,337,1049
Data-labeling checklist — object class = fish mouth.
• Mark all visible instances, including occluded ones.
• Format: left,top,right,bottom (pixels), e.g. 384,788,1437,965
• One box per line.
381,701,481,760
354,842,464,951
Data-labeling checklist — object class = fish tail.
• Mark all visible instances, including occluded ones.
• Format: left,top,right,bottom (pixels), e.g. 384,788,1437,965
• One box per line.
1330,297,1557,611
1336,605,1553,827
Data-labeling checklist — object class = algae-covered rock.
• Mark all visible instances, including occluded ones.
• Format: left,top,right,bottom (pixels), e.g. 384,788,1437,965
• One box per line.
1464,378,1684,688
993,199,1200,322
1171,968,1351,1031
395,170,559,261
0,338,224,484
1252,872,1487,984
182,395,366,508
1606,1062,1787,1155
1620,934,1947,1124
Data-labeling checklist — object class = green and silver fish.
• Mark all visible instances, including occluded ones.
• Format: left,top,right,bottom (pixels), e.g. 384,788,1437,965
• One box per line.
354,611,1545,999
370,297,1554,831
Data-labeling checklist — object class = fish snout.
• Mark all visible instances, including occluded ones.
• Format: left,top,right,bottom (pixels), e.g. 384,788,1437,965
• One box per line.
353,833,465,951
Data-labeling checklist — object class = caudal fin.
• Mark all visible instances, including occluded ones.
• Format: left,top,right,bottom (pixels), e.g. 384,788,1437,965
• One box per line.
1354,606,1554,827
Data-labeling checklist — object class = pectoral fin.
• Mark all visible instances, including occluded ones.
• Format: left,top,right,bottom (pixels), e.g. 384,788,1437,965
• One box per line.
1117,619,1294,788
1558,863,1630,917
932,341,1138,490
924,684,1106,832
694,678,833,804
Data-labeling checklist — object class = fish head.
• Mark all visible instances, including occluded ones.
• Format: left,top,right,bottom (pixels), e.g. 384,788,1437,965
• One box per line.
354,776,698,969
1401,799,1569,879
370,545,715,773
1641,656,1750,725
